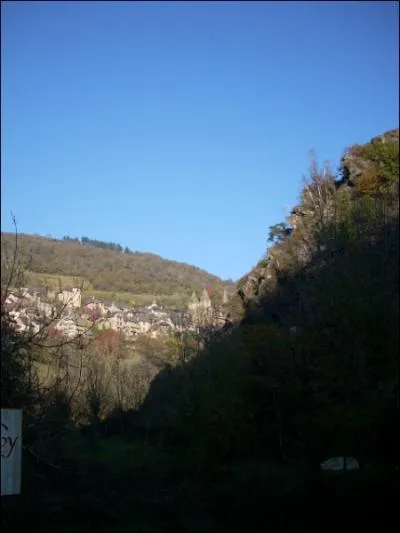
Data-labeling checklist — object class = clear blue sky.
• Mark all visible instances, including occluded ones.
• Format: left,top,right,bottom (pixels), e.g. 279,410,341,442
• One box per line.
1,1,398,281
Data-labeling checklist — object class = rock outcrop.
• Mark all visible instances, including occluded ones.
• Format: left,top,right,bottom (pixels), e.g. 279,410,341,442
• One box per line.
235,128,399,312
340,128,399,187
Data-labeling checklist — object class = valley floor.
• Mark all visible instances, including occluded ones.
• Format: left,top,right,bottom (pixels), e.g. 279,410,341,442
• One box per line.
2,428,398,532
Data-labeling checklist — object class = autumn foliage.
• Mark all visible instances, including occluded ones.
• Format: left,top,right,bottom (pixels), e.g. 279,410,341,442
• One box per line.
94,329,125,356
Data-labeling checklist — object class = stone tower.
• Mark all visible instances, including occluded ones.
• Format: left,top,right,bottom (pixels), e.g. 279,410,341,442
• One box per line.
188,291,199,313
222,288,229,305
199,288,212,310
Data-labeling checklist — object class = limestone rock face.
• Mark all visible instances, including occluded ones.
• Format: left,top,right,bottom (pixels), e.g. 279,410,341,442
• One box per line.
340,128,399,187
235,128,399,312
371,128,399,145
237,267,269,307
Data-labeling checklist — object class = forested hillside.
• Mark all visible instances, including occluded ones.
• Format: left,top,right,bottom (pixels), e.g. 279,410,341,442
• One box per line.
138,127,399,526
0,232,235,306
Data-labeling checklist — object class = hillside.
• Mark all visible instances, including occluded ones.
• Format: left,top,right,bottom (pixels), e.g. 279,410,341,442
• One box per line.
140,126,399,488
0,233,235,307
235,128,399,310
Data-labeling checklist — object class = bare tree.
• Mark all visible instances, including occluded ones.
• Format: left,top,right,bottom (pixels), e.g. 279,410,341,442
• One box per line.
1,217,101,468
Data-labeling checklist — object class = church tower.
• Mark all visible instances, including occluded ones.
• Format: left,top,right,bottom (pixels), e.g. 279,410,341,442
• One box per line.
200,288,212,310
222,288,229,305
188,291,199,313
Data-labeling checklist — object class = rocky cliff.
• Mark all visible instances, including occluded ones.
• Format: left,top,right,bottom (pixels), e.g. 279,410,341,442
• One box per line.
234,128,399,314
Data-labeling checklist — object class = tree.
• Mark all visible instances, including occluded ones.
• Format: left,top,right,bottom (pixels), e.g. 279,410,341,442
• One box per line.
1,218,101,467
94,329,125,357
268,222,292,244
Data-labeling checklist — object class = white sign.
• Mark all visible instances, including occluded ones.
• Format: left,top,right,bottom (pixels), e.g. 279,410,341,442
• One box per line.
1,409,22,495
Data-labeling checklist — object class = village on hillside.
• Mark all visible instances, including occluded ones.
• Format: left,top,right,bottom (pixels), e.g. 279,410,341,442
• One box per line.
4,284,233,340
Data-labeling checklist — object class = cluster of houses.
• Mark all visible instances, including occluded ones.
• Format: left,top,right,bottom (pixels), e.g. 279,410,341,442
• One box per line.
3,285,232,341
4,287,86,337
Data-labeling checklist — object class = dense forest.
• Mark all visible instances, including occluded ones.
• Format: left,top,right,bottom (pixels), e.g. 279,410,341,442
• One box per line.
1,128,399,531
0,232,235,305
64,235,132,254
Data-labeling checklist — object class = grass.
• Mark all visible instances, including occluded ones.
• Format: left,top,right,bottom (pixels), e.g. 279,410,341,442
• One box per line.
84,290,189,307
62,432,173,470
2,424,397,533
25,271,92,291
84,289,139,306
22,273,189,307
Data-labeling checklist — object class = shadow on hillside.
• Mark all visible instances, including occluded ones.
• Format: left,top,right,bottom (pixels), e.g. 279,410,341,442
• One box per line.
131,214,399,529
2,217,399,532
